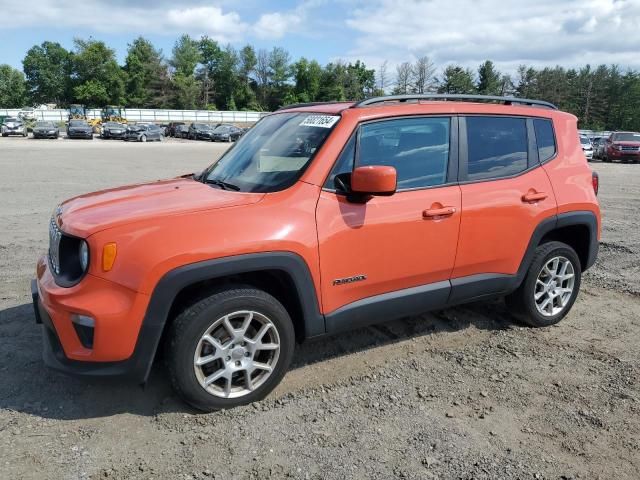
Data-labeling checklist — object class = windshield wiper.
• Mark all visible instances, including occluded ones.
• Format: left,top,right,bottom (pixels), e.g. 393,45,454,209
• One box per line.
203,178,241,191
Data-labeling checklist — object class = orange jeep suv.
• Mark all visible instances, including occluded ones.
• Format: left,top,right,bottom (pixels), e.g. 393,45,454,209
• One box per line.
32,94,600,411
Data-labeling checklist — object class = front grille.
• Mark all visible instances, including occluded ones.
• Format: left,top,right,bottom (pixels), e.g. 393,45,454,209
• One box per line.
620,146,640,152
49,217,62,275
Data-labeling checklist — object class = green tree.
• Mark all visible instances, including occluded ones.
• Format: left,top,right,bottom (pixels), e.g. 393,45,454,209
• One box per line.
170,35,201,77
213,45,240,110
197,36,223,107
124,37,168,107
169,35,201,108
172,74,200,109
438,66,476,94
293,57,322,102
476,60,502,95
22,41,71,105
0,64,26,107
267,47,292,109
344,60,376,100
71,38,125,105
514,65,538,98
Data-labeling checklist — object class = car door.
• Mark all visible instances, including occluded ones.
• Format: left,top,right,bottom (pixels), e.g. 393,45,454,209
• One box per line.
449,115,557,301
316,116,462,330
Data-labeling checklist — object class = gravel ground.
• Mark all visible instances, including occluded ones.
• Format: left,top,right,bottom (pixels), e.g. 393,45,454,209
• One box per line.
0,137,639,479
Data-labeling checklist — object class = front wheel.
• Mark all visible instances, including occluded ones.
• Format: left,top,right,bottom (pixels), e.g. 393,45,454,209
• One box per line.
141,135,147,142
506,241,581,327
166,287,295,412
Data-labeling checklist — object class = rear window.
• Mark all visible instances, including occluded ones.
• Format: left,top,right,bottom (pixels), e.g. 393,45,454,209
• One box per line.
534,119,556,162
466,116,528,181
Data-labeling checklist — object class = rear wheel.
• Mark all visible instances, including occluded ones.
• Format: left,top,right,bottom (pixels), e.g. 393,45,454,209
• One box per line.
506,241,581,327
166,287,295,412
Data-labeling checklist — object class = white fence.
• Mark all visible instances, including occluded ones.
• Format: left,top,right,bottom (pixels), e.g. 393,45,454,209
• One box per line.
0,108,268,124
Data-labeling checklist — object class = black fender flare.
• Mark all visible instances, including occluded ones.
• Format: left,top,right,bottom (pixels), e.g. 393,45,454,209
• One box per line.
516,210,599,283
128,252,324,383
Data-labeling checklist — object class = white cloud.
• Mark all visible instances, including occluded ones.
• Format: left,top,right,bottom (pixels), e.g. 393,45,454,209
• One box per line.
344,0,640,72
0,1,249,42
254,12,304,39
253,1,325,39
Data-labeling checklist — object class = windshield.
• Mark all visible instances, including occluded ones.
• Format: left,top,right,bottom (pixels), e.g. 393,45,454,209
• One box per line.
36,122,53,127
202,112,339,193
613,132,640,142
104,122,121,127
579,136,591,145
5,117,20,123
214,125,231,133
69,120,88,127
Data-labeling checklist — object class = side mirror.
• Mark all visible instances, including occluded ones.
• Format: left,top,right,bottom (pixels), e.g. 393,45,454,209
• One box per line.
351,165,397,197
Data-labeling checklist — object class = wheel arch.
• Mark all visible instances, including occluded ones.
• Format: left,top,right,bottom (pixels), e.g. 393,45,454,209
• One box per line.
518,211,599,283
129,252,325,383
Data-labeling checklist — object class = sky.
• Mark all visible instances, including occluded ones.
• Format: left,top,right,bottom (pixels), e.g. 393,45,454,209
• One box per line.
1,0,639,77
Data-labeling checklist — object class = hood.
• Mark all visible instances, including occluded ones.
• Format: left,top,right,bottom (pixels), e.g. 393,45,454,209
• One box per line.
58,178,265,236
613,141,640,146
4,122,22,128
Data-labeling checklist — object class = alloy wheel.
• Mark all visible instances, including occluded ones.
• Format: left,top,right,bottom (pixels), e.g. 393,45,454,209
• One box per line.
193,310,281,399
533,256,575,317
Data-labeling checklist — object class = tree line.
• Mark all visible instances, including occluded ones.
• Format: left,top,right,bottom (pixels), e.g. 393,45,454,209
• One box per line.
0,35,639,131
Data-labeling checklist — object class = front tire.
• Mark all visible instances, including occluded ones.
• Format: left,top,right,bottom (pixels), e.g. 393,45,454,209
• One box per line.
141,135,147,142
166,287,295,412
506,241,581,327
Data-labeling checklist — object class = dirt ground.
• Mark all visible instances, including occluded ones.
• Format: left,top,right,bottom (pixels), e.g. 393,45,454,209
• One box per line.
0,137,638,480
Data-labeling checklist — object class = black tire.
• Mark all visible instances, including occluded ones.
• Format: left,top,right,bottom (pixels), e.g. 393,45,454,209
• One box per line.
505,241,582,327
165,287,295,412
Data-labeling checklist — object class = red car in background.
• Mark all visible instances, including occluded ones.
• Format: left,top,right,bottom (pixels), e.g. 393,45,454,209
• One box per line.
603,131,640,163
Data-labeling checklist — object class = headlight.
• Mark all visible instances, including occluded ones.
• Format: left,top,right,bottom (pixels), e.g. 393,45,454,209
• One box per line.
79,241,89,271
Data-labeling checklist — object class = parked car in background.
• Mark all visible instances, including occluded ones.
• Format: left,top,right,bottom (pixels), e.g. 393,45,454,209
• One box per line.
32,121,60,139
66,120,94,139
165,122,186,137
602,131,640,163
175,124,190,138
580,135,593,161
592,137,606,159
211,124,243,142
124,124,163,142
1,117,28,137
188,123,214,140
100,122,127,140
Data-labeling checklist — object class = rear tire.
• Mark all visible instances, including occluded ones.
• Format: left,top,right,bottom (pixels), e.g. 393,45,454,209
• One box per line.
166,287,295,412
506,241,581,327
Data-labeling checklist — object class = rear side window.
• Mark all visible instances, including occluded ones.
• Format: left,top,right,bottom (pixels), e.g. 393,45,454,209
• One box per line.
358,117,450,189
534,119,556,162
466,116,528,181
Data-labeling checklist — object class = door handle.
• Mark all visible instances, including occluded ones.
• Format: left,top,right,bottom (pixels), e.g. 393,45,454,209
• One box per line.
521,191,547,203
423,206,457,218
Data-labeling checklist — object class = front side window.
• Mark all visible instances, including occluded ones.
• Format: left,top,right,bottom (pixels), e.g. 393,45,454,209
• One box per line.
359,117,450,189
202,113,339,193
534,118,556,162
466,116,528,181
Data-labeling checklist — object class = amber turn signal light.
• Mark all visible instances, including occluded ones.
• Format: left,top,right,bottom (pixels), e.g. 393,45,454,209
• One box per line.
102,243,117,271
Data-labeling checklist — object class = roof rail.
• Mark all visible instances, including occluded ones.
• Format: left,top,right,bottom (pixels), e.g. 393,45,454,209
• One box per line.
276,101,353,111
353,94,558,110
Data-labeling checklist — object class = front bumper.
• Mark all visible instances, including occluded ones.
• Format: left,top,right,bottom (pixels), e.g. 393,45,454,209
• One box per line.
32,256,153,380
609,149,640,161
67,131,93,138
103,131,126,139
